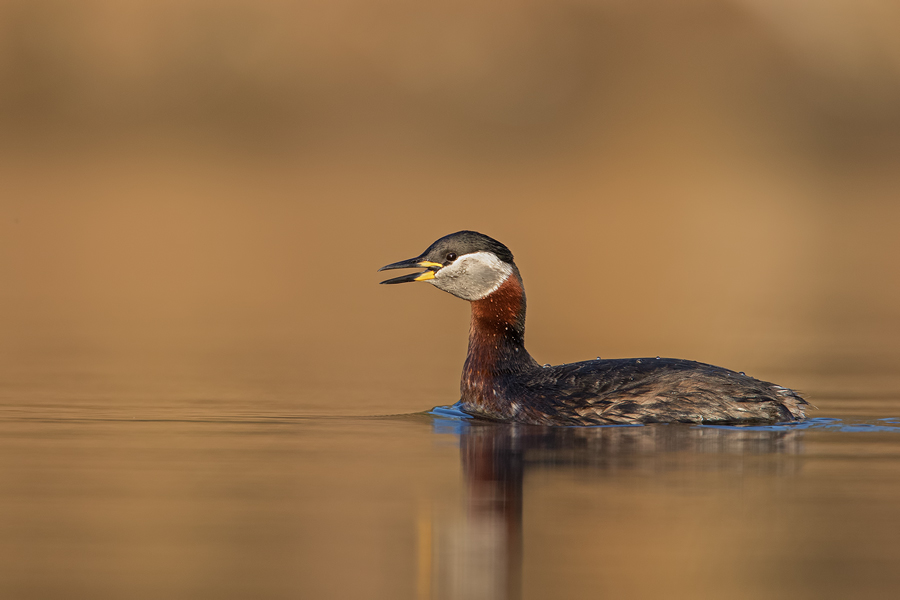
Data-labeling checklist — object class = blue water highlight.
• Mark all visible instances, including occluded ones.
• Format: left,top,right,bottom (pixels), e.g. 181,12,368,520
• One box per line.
428,404,900,434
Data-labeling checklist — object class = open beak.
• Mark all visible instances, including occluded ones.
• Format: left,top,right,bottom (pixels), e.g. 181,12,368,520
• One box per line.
378,257,443,284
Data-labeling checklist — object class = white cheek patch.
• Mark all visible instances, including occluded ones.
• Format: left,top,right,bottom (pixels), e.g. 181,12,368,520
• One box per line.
433,251,514,301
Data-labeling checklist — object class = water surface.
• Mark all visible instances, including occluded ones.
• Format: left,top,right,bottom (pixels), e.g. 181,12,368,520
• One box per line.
2,366,898,600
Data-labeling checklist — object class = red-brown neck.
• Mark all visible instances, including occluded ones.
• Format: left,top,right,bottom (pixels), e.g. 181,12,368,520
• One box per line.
461,273,537,411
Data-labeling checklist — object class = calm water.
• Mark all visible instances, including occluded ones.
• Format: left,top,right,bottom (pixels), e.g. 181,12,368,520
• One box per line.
2,362,899,600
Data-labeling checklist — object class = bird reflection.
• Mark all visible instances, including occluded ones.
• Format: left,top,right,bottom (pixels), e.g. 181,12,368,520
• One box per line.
422,417,804,600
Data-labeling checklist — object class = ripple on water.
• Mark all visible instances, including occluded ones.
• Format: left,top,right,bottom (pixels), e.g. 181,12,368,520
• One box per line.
427,406,900,434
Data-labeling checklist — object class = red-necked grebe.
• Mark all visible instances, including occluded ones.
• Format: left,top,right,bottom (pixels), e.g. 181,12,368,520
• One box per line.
379,230,807,426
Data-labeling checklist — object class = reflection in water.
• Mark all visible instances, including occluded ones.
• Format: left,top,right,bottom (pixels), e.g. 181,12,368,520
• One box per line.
425,412,805,600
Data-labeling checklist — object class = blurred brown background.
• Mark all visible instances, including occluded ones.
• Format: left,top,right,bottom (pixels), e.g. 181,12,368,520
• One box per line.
2,0,900,415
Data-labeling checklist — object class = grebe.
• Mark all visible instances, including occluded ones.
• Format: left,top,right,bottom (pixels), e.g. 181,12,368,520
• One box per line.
379,231,807,426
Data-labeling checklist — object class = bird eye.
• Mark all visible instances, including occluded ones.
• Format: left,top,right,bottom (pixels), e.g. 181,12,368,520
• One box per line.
446,252,457,262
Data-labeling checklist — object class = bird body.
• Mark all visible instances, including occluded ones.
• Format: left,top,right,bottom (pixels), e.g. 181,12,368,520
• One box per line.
380,231,806,426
